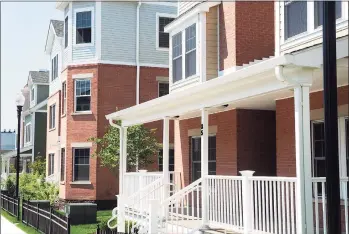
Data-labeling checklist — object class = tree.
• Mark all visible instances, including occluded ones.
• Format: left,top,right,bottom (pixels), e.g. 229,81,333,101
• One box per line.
29,155,46,176
89,123,160,172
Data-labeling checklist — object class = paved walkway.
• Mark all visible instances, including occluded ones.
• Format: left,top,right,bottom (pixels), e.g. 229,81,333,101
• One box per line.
1,215,26,234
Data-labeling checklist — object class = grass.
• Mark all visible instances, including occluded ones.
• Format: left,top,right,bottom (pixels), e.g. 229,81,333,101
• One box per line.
1,209,40,234
70,210,113,234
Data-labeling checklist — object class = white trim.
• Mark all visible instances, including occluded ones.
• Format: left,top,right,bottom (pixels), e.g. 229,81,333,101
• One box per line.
95,1,101,60
71,111,92,116
218,66,241,77
74,79,92,113
73,7,95,47
72,73,93,79
71,142,92,148
69,3,73,63
67,60,169,68
24,122,32,146
143,2,177,7
217,6,220,73
156,76,169,82
70,181,91,185
156,13,177,51
49,103,56,130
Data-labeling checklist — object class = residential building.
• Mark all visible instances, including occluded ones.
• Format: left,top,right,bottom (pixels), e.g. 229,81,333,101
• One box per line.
0,130,16,154
106,1,348,233
2,71,49,178
45,2,177,207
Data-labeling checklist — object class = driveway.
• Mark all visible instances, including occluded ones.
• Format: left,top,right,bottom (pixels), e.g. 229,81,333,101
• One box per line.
1,216,26,234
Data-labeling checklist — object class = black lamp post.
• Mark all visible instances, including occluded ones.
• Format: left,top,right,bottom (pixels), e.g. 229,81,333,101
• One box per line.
15,93,25,202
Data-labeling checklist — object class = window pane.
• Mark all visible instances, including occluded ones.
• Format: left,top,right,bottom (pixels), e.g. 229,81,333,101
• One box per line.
77,28,91,44
173,57,182,83
60,148,65,181
284,1,307,39
76,96,91,111
192,162,201,182
76,11,91,28
209,162,216,175
315,1,342,28
65,17,68,48
159,82,169,97
185,50,196,78
314,159,325,177
74,165,90,181
74,148,90,181
185,24,196,52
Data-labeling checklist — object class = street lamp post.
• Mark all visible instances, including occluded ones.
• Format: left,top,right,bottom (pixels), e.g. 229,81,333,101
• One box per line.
15,92,25,213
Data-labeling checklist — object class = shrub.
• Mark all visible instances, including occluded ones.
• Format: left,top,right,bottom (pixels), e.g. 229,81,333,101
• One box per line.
28,156,46,176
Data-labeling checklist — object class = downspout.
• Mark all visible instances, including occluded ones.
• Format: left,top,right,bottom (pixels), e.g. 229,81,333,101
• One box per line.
275,65,287,82
136,1,142,105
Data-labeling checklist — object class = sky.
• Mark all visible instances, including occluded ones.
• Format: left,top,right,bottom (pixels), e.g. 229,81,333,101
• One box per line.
1,2,62,130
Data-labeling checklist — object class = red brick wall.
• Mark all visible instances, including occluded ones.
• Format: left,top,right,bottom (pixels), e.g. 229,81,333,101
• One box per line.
276,86,349,177
219,2,274,70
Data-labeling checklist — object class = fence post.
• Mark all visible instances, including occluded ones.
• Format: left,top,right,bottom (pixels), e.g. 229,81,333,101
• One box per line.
17,197,20,221
36,203,39,230
240,170,255,234
67,215,71,234
22,200,26,225
148,199,159,234
117,194,126,233
48,207,52,234
96,224,100,234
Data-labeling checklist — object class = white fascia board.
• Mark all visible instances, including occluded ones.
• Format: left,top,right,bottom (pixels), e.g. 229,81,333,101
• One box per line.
29,99,48,113
106,55,294,123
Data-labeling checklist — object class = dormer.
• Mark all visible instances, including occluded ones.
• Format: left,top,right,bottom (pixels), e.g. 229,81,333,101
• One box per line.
27,71,49,108
166,1,275,93
45,20,64,94
275,1,348,55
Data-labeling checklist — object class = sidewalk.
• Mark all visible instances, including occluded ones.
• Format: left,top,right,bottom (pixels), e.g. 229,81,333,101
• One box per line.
1,215,26,234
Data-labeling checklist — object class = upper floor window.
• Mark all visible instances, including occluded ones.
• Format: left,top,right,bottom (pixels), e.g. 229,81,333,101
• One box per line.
76,11,92,44
75,79,91,112
48,153,54,176
49,104,56,129
172,23,197,83
62,82,67,115
158,82,169,97
51,55,58,81
31,87,34,102
64,16,68,48
24,123,31,144
157,16,175,49
314,1,342,28
172,32,182,83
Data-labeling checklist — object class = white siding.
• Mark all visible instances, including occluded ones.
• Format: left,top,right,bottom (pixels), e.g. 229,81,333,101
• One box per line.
50,36,62,95
72,2,96,62
179,1,201,16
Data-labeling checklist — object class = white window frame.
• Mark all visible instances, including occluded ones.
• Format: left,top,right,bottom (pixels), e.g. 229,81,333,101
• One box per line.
24,123,31,145
281,1,348,44
156,13,176,51
64,16,69,49
73,7,95,47
48,153,54,176
170,16,199,85
73,147,90,182
60,147,66,182
311,116,349,198
51,54,58,81
31,87,35,102
62,81,67,115
74,78,92,113
49,104,56,130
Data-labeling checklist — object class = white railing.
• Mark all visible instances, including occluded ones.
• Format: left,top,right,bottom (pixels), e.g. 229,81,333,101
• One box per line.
124,171,163,198
206,175,244,232
312,177,349,234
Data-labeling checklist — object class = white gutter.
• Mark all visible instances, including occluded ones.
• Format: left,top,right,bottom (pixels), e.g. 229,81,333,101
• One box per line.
136,1,142,105
108,119,121,130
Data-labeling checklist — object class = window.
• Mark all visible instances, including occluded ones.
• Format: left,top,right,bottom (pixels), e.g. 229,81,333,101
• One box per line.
312,122,325,178
49,104,56,129
24,124,31,143
76,11,92,44
284,1,307,39
64,16,68,48
62,82,67,115
172,32,182,83
48,153,54,176
51,55,58,81
191,136,216,182
158,82,169,97
60,148,65,181
73,148,90,181
31,87,34,101
75,79,91,112
158,16,174,49
158,149,175,171
185,24,196,78
314,1,342,28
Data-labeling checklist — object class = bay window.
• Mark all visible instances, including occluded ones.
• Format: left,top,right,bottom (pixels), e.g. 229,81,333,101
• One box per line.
76,11,92,44
185,24,196,78
172,32,182,83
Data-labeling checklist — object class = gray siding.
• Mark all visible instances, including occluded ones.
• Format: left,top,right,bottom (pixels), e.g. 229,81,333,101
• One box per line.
101,2,136,62
37,85,49,104
72,2,96,61
34,112,47,159
139,4,177,65
179,2,200,15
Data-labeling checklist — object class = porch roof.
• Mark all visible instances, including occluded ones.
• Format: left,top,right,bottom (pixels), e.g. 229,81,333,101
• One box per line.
106,54,303,126
2,146,32,159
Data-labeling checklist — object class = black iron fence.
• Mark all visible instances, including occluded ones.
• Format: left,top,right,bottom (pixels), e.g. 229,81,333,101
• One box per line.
1,193,19,217
22,199,70,234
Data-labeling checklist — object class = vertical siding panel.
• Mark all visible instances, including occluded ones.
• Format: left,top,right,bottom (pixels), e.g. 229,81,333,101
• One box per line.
206,6,218,80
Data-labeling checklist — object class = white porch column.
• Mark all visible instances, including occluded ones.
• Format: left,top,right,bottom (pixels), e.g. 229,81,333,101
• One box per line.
294,85,314,234
7,159,10,175
118,126,127,233
163,117,170,200
22,158,27,173
122,126,128,175
201,108,209,224
119,127,124,195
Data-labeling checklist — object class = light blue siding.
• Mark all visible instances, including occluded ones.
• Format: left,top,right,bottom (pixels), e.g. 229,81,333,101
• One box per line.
72,2,96,62
100,2,177,65
101,2,136,62
139,4,177,65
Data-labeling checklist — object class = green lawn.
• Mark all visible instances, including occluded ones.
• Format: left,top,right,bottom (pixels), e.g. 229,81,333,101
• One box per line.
71,210,113,234
1,209,40,234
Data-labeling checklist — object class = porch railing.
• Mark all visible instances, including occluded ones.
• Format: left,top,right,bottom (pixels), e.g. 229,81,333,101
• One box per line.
124,171,162,198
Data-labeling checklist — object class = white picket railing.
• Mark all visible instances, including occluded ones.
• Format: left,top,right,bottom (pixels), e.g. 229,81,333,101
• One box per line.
312,177,349,234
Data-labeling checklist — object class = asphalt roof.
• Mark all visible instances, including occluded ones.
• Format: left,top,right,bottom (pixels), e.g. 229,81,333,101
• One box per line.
29,71,49,84
51,20,64,37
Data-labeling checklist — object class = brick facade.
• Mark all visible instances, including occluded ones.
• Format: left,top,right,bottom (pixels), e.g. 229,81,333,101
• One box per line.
61,64,171,202
276,85,349,177
219,1,274,70
175,109,276,187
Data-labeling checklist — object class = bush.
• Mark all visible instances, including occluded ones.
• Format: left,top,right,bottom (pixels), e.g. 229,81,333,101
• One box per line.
28,156,46,176
3,175,16,196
